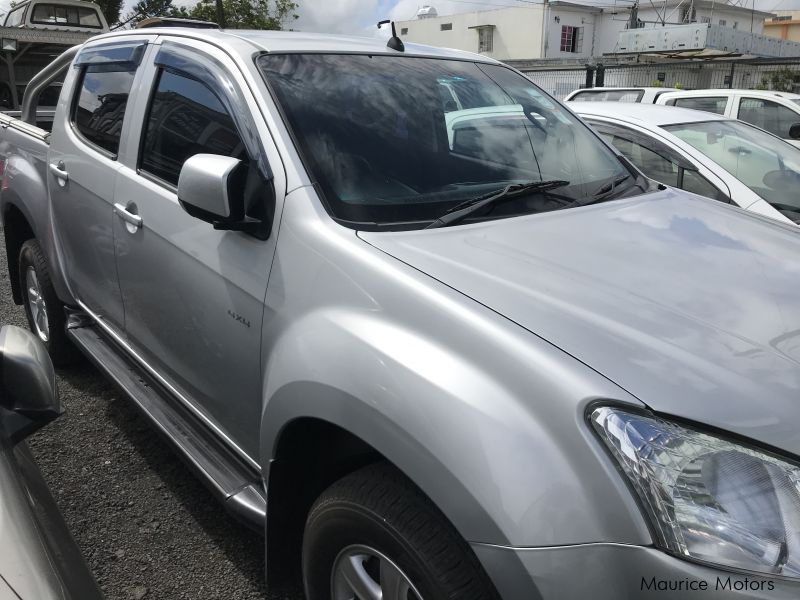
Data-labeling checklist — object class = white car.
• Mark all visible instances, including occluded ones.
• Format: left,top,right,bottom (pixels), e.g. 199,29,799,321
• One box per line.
565,86,679,104
655,89,800,147
572,102,800,226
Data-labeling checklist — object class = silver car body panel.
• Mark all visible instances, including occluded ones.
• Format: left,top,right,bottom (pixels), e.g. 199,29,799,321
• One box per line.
0,443,102,600
360,190,800,457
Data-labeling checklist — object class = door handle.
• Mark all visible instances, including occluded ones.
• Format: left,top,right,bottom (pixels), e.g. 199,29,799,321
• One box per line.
114,203,143,228
48,161,68,182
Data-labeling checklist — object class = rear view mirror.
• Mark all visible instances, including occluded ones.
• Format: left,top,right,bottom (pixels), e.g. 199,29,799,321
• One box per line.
789,123,800,140
0,325,60,446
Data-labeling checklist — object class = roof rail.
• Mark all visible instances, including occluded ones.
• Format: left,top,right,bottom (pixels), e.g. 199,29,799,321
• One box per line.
136,17,219,29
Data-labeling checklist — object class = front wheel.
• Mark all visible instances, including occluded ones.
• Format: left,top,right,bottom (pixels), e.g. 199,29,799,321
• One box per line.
18,239,77,365
302,463,499,600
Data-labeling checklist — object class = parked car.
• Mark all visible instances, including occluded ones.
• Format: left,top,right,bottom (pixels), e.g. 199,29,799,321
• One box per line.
0,325,103,600
572,102,800,225
565,86,679,104
2,0,108,32
655,88,800,147
4,25,800,599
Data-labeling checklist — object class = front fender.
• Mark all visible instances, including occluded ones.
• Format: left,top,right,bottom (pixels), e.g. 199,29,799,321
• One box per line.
259,307,651,548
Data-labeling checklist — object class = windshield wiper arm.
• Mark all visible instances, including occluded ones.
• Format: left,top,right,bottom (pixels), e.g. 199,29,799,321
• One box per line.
561,174,632,210
425,180,570,229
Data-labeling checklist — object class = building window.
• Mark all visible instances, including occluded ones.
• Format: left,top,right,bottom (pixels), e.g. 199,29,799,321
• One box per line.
719,19,726,26
440,22,452,31
700,16,711,24
560,25,583,53
478,27,493,52
400,27,408,35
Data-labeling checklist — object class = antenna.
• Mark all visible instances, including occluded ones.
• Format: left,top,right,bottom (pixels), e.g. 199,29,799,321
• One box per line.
378,20,405,52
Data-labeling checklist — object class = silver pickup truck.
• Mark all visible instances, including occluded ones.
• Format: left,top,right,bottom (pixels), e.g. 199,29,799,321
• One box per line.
3,25,800,600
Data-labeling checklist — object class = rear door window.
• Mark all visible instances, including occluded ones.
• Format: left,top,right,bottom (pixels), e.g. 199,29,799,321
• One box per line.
139,69,246,186
72,66,136,155
672,96,728,115
737,98,799,139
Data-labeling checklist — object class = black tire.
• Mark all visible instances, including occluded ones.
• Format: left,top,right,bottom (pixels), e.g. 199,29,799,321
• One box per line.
303,462,500,600
18,239,77,366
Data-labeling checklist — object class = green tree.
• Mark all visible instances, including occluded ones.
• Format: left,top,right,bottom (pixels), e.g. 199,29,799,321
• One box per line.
94,0,124,25
188,0,298,29
767,68,799,93
118,0,190,28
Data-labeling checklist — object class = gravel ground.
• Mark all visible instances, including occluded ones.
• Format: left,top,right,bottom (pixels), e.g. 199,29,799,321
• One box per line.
0,237,302,600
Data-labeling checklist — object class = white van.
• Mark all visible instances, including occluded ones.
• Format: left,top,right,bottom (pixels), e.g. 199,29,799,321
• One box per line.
656,89,800,147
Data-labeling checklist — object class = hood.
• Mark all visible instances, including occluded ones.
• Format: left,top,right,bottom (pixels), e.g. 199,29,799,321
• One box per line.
360,190,800,457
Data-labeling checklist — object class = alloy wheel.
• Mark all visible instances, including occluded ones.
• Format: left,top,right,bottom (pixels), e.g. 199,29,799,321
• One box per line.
25,266,49,342
332,545,423,600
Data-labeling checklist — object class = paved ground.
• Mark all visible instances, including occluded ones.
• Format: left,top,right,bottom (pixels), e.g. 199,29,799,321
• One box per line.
0,238,302,599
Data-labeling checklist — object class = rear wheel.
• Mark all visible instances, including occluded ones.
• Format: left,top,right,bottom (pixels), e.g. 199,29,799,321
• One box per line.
302,462,499,600
19,239,77,365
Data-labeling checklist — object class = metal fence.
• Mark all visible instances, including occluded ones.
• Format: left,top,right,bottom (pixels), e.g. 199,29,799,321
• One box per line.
518,57,800,100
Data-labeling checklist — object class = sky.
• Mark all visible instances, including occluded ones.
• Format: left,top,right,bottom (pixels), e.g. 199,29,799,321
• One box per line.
292,0,800,36
2,0,800,34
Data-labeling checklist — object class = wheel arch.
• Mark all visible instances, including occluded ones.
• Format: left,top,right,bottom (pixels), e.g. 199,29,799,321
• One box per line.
261,382,510,588
3,202,36,304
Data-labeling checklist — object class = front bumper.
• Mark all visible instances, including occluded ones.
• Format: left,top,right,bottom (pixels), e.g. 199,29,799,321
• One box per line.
472,542,800,600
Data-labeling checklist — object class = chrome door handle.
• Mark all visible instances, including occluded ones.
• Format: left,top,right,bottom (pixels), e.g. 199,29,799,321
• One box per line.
48,161,68,182
113,203,143,228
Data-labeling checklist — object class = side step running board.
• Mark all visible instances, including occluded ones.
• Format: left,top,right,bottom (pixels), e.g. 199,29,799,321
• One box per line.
67,324,266,531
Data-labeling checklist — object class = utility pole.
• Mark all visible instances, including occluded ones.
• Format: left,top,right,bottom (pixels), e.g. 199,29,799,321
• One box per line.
215,0,226,27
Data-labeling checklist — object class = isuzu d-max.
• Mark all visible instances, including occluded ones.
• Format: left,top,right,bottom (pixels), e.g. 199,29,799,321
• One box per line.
2,24,800,600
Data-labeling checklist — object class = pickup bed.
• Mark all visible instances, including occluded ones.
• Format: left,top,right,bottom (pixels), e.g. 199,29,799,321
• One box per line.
3,26,800,600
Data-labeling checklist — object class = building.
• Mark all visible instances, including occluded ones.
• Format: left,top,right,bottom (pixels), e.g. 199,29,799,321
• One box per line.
396,1,777,62
764,11,800,43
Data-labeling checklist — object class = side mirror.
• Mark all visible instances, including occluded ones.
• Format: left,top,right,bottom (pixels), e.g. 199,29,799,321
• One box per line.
177,154,269,238
789,123,800,140
0,325,60,447
178,153,243,221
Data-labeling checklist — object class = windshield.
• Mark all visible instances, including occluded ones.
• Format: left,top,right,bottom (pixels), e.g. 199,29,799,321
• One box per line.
664,120,800,218
258,54,631,229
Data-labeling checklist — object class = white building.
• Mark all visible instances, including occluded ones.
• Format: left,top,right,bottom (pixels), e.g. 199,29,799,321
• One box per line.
396,1,777,61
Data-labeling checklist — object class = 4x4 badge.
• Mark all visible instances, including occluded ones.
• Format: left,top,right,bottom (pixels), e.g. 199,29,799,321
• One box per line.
227,310,251,328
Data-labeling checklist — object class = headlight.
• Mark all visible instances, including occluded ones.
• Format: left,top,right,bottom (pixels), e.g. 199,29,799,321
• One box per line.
591,406,800,578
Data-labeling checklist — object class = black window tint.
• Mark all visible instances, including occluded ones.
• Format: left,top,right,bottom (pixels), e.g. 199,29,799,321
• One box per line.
140,69,245,186
73,66,135,155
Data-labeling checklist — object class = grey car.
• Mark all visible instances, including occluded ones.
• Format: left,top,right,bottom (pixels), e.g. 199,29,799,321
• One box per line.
2,23,800,599
0,325,103,600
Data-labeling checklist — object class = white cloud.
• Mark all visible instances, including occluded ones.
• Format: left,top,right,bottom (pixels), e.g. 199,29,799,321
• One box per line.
294,0,385,34
4,0,800,31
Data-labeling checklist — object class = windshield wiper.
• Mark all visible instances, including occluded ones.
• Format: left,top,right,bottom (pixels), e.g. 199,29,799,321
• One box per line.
561,174,632,210
425,180,570,229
